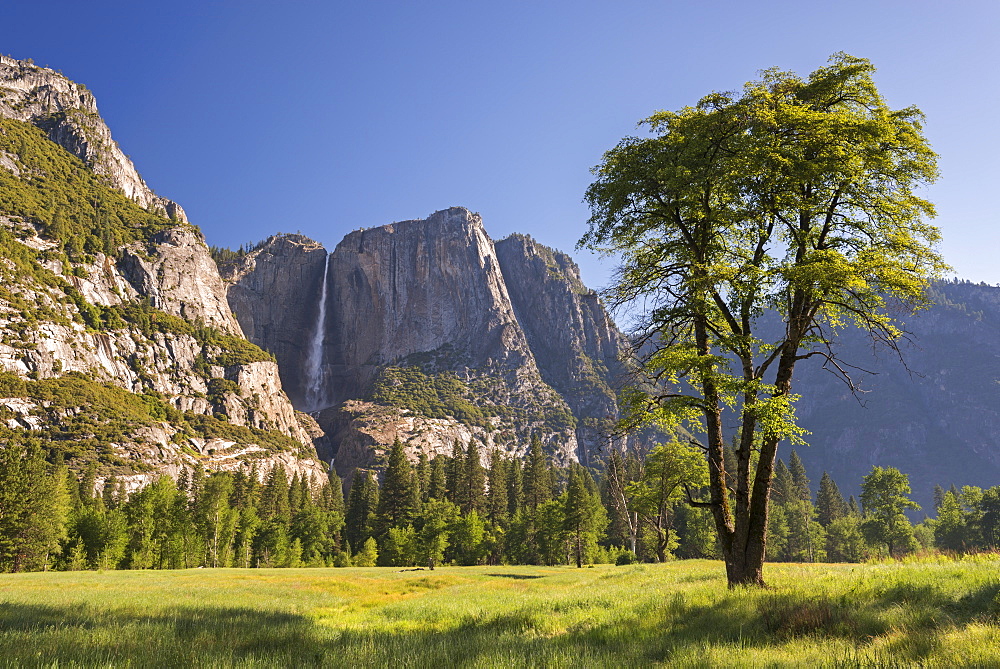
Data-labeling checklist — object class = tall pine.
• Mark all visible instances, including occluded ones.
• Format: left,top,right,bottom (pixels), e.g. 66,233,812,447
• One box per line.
374,439,416,536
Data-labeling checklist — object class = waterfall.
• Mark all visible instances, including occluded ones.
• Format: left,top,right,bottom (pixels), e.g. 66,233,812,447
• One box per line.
305,253,330,411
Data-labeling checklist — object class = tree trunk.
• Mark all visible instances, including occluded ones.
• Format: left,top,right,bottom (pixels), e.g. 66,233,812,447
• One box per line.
711,314,803,588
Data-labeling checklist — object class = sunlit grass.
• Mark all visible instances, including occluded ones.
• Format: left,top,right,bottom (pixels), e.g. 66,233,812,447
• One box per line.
1,559,998,667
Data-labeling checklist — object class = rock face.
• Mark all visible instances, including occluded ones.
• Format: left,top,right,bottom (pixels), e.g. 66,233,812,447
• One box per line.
225,209,639,478
0,56,326,484
221,234,328,407
322,208,543,405
119,227,244,334
494,234,629,465
0,56,185,221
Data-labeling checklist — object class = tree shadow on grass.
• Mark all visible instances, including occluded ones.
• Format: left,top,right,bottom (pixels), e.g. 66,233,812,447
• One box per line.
0,603,322,666
485,573,545,579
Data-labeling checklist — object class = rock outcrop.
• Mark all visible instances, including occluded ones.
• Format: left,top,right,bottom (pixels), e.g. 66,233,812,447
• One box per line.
322,208,546,406
0,55,186,221
220,234,328,407
118,227,243,334
494,234,629,465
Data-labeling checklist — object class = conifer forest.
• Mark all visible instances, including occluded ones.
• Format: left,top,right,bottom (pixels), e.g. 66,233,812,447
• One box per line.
3,435,998,573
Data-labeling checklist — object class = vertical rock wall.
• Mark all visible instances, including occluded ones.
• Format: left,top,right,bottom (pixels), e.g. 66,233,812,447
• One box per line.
494,234,629,463
221,235,328,407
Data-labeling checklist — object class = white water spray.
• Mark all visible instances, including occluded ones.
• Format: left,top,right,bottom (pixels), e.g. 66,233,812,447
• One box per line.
305,253,330,411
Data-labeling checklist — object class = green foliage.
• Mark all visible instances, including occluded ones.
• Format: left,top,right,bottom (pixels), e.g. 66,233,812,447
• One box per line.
564,464,608,567
861,465,920,558
353,537,379,567
417,498,460,569
206,378,240,406
0,118,180,260
625,441,707,562
369,365,575,432
344,471,378,550
194,326,274,367
379,525,417,567
374,439,417,537
0,441,69,572
181,413,301,454
370,366,487,426
0,371,300,466
207,239,268,268
816,471,848,527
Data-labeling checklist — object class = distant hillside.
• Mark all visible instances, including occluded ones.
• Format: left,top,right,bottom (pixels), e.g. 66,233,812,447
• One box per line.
787,280,1000,510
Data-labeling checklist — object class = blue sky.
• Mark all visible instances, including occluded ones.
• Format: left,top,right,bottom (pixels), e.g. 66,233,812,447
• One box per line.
3,1,998,290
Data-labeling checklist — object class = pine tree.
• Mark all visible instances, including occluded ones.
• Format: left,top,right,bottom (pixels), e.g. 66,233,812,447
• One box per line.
321,471,347,550
522,436,551,510
507,458,523,517
288,473,303,513
773,460,794,505
79,462,98,504
416,453,430,502
0,442,70,572
259,465,291,523
934,490,966,552
417,499,459,570
374,439,416,536
816,472,847,527
102,475,120,510
933,484,946,511
564,464,605,567
486,455,510,525
463,442,486,514
787,450,812,502
427,456,448,500
445,440,465,503
345,470,379,550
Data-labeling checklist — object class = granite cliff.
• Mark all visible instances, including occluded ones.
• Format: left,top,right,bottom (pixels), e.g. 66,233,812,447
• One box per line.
222,209,638,479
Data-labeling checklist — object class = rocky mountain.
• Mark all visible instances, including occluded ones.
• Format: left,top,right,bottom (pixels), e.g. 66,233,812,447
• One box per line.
494,234,627,467
221,208,637,478
0,56,327,491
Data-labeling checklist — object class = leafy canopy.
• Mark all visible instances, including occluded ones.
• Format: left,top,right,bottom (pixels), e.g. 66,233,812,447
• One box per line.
581,52,945,442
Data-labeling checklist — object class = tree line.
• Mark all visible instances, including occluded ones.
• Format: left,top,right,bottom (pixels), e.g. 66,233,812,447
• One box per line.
1,436,998,573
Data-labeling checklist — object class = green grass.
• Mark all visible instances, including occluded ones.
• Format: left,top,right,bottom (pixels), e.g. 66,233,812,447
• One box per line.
1,559,999,667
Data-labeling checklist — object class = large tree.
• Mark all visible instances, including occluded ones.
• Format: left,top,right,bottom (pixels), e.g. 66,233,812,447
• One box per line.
860,465,919,557
580,53,944,586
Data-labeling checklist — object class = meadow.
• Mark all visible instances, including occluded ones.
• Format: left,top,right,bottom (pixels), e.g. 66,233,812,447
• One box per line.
1,559,999,668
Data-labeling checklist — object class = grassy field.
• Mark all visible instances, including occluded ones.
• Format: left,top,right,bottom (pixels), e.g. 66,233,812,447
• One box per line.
1,559,999,667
